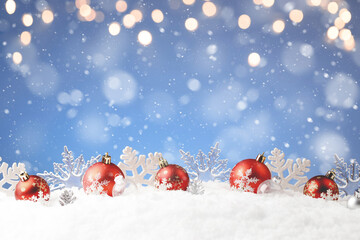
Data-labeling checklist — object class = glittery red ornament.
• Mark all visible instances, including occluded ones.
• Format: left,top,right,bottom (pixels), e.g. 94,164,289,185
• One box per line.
303,170,339,200
83,153,124,197
230,153,271,193
155,158,189,191
15,172,50,201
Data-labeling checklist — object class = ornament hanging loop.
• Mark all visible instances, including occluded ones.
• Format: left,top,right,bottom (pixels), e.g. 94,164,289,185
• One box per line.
159,157,169,168
102,152,112,164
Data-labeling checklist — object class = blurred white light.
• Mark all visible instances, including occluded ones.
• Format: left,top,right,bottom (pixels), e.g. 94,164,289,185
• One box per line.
202,2,217,17
185,18,198,32
22,14,33,27
152,9,164,23
20,31,31,46
248,52,261,67
327,26,339,40
42,10,54,24
238,14,251,30
12,52,22,65
138,30,152,46
5,0,16,15
272,19,285,34
108,22,121,36
123,14,136,28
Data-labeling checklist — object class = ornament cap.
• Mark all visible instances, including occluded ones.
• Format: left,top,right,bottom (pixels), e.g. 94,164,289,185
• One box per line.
19,171,30,182
256,153,266,163
325,169,336,180
159,157,169,168
102,152,112,164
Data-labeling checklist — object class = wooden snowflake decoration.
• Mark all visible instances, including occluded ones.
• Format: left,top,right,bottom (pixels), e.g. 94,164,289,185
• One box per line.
0,158,25,196
266,148,311,192
119,147,160,187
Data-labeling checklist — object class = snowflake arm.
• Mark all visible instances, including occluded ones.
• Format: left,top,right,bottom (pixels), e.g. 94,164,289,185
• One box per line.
266,148,311,192
0,161,25,195
119,147,160,186
180,143,230,181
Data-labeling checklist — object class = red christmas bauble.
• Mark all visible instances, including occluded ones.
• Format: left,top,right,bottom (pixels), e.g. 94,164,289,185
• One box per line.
230,154,271,193
155,158,189,191
83,153,124,197
15,172,50,201
303,170,339,200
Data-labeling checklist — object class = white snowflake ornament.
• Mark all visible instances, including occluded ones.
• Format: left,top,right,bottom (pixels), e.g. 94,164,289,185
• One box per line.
180,142,230,181
119,146,160,186
266,148,311,192
0,160,25,195
38,146,101,191
333,154,360,197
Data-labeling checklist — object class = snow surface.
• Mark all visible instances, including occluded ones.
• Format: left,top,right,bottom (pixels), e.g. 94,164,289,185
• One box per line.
1,182,359,240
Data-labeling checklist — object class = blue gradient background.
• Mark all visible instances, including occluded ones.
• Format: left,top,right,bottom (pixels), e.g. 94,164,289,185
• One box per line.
0,0,360,178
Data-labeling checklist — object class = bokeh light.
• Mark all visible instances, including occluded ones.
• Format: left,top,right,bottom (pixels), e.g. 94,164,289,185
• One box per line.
272,19,285,34
42,10,54,24
151,9,164,23
20,31,31,46
327,26,339,40
202,2,217,17
75,0,90,9
115,0,127,13
95,11,105,22
339,28,352,41
289,9,303,23
339,9,351,23
248,52,261,67
309,0,321,6
131,9,143,23
344,36,355,51
22,14,33,27
123,14,136,28
327,2,338,14
12,52,22,65
138,30,152,46
108,22,121,36
185,18,198,32
183,0,195,5
79,4,92,18
253,0,263,5
334,17,345,29
85,9,96,21
262,0,275,8
238,14,251,30
5,0,16,15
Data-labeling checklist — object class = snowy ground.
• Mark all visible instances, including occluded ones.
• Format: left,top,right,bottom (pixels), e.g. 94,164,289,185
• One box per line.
0,182,359,240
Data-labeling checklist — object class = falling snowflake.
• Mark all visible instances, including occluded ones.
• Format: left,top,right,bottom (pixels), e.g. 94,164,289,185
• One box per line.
266,148,311,192
333,154,360,197
187,179,205,195
38,146,101,191
233,168,259,193
320,189,339,201
0,160,25,195
119,146,160,186
179,142,230,181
